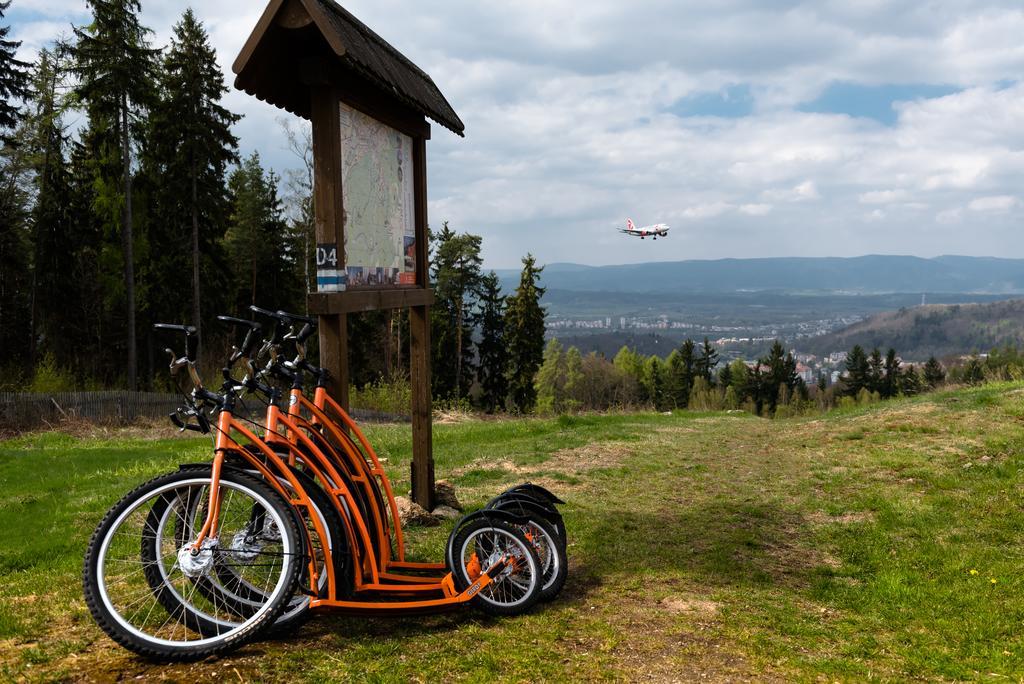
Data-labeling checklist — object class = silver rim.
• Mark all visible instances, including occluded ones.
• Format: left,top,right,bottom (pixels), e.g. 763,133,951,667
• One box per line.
459,526,539,609
95,477,295,648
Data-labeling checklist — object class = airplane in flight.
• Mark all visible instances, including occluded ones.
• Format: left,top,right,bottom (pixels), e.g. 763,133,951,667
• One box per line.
619,218,670,240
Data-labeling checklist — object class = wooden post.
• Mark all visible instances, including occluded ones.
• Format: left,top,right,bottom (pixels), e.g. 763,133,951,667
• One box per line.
311,84,349,409
410,135,433,509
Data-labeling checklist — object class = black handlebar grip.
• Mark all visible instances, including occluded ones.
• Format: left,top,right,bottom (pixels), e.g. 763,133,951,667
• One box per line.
216,315,261,330
249,305,289,323
275,310,316,325
296,322,315,343
153,323,197,335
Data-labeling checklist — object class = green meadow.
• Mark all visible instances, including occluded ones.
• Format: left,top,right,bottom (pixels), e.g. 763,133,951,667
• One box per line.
3,384,1024,681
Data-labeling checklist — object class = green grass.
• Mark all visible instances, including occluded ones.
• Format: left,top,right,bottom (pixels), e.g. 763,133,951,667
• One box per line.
3,385,1024,680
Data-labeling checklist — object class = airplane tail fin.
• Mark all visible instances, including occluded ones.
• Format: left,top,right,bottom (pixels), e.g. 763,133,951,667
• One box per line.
626,218,636,231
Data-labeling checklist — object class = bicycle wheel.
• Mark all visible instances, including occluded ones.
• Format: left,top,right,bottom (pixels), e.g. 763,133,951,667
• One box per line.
150,464,351,635
518,514,568,603
83,469,301,660
449,519,543,617
487,494,568,551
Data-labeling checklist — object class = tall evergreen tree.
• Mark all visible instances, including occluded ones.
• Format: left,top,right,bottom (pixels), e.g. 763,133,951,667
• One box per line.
145,9,239,354
224,153,301,313
881,348,900,399
72,0,159,388
667,339,696,408
761,340,799,414
644,355,668,411
475,271,508,412
504,254,545,413
27,49,73,365
64,135,107,381
867,348,884,394
0,123,32,377
429,223,455,397
898,365,922,396
844,345,870,396
0,0,30,143
696,337,719,384
923,356,945,388
432,228,482,398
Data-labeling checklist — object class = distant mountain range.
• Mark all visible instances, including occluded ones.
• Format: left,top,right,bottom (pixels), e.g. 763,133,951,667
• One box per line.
805,299,1024,361
495,255,1024,295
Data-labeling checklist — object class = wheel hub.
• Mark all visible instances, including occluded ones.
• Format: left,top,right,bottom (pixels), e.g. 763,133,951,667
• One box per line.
178,538,218,578
228,528,264,562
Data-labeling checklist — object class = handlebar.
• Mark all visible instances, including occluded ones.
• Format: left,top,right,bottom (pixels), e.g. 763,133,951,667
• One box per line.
153,323,197,362
216,316,262,362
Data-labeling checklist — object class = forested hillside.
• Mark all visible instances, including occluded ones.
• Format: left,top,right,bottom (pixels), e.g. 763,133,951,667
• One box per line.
806,299,1024,360
497,255,1024,295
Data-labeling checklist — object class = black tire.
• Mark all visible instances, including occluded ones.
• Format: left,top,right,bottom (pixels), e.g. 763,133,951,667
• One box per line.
155,463,352,635
449,519,543,617
487,494,568,551
519,514,568,603
83,469,302,661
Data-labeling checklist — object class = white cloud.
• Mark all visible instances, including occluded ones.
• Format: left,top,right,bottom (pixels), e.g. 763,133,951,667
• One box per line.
859,189,908,204
739,203,773,216
968,195,1020,211
8,0,1024,265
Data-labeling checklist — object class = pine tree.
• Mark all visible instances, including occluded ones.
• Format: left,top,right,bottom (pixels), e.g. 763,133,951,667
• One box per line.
923,356,945,388
0,123,32,377
429,223,457,398
145,9,239,353
64,136,107,382
881,348,900,399
867,348,884,394
72,0,159,389
224,153,302,314
717,361,733,389
475,271,508,412
432,228,482,398
898,365,922,396
697,337,719,384
744,362,765,415
0,0,30,143
27,49,73,366
844,345,870,396
668,339,696,407
762,341,797,414
644,355,667,411
504,254,545,413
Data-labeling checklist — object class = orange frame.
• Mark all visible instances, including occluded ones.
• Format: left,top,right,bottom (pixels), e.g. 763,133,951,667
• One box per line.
191,389,495,613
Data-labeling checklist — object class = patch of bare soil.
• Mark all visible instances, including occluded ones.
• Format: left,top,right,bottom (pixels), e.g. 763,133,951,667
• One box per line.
596,587,784,683
659,597,721,617
545,441,636,474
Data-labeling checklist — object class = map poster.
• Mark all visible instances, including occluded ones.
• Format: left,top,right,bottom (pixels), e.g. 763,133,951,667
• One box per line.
339,102,417,288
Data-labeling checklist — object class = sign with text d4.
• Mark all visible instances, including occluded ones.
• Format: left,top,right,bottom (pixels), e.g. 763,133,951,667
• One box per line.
316,243,346,292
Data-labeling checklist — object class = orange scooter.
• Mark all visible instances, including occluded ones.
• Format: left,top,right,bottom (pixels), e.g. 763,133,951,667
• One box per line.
83,317,565,661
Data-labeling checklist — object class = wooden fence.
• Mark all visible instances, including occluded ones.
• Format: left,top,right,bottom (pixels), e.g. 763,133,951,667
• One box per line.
0,391,182,430
0,391,410,431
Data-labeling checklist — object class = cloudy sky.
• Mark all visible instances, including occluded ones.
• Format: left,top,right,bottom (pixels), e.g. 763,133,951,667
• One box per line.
8,0,1024,268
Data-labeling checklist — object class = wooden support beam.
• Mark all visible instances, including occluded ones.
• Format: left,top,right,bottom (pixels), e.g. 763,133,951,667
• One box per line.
311,84,349,410
409,135,433,509
308,288,434,314
409,304,433,509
